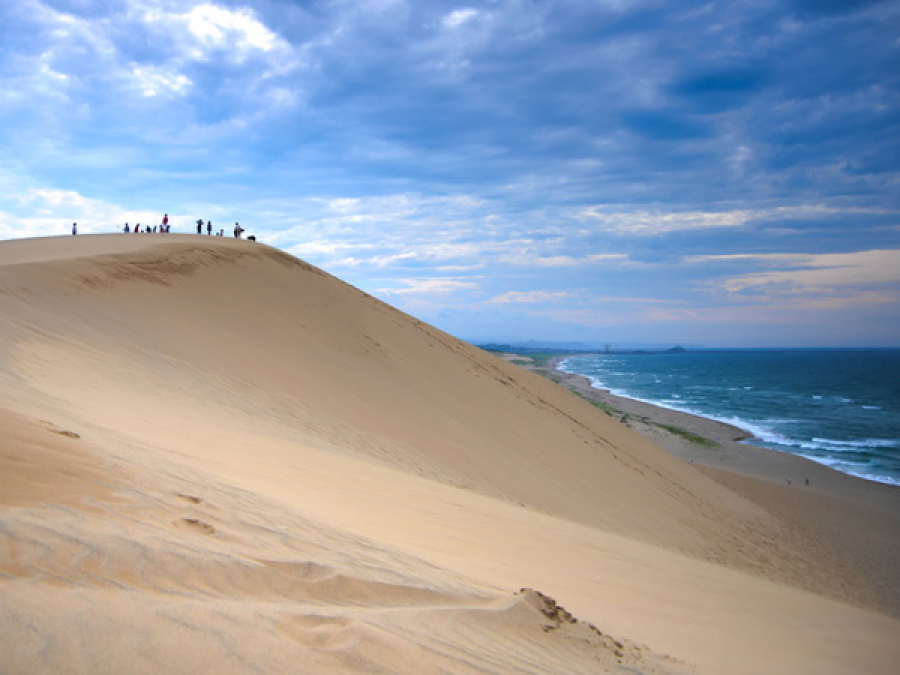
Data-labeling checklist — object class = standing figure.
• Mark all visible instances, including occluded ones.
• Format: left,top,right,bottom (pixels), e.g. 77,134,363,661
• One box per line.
162,214,169,231
197,219,203,235
124,223,130,233
233,222,243,238
72,222,77,235
207,220,212,236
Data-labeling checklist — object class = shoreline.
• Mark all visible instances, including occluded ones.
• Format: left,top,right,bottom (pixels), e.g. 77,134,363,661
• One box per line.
502,352,900,618
549,354,896,488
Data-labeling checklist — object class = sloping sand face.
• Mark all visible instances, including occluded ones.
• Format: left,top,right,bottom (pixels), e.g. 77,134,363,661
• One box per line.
1,235,898,674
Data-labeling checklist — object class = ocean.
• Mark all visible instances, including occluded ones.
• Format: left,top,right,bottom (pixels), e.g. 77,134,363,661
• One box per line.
558,349,900,487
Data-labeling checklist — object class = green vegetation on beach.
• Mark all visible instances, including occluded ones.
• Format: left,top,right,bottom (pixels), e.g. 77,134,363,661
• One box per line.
500,350,719,449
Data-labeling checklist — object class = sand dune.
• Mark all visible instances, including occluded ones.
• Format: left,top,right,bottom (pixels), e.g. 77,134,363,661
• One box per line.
1,234,898,674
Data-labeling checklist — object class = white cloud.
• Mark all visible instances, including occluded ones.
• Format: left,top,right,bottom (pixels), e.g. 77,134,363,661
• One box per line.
6,0,300,114
716,249,900,293
501,252,628,267
487,290,572,304
575,205,889,235
332,252,419,268
130,65,192,97
443,8,479,29
183,4,280,58
377,279,479,295
730,144,753,174
0,184,170,238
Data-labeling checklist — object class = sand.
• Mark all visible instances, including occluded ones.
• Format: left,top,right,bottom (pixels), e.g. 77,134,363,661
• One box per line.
1,234,898,674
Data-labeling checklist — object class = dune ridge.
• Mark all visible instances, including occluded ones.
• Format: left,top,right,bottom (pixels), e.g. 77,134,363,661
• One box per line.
1,235,898,674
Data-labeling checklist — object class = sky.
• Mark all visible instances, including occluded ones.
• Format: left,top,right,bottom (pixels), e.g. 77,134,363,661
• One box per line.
1,0,899,348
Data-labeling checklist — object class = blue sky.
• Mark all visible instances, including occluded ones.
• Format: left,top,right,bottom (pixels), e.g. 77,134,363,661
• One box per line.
1,0,899,347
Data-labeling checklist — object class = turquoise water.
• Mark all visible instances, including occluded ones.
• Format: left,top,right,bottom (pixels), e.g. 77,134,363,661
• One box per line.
559,350,900,486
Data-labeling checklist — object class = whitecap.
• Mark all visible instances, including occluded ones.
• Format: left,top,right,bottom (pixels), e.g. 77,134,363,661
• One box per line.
811,437,900,449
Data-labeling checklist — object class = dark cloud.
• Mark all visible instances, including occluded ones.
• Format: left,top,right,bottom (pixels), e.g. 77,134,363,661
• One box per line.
669,66,771,112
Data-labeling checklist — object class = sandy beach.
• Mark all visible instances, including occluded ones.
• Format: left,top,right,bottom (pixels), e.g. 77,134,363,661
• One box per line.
1,235,898,674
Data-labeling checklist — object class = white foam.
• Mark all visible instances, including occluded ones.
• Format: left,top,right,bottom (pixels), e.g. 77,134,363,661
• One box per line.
810,437,900,450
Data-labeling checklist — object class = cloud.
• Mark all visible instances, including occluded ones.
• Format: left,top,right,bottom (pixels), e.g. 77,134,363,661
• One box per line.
0,183,167,238
487,290,574,304
442,8,479,29
129,65,192,97
184,4,280,55
714,249,900,293
377,279,480,296
0,0,301,152
499,252,629,267
575,205,890,235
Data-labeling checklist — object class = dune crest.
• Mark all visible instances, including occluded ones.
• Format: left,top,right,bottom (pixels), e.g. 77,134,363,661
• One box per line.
1,235,898,674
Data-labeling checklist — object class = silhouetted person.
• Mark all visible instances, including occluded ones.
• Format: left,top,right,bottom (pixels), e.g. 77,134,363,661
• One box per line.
197,219,203,234
72,222,77,235
207,220,212,235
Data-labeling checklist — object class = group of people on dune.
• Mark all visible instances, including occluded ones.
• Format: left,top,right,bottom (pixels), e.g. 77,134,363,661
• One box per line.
193,218,246,238
72,214,253,240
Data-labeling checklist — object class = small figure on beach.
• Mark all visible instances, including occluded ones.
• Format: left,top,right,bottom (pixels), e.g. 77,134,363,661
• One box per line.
233,222,244,238
135,224,141,233
196,219,203,235
162,214,169,230
72,222,77,235
124,223,130,233
207,220,212,236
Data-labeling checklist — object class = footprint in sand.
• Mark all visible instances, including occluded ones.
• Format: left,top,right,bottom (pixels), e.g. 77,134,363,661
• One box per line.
41,421,81,439
176,517,215,535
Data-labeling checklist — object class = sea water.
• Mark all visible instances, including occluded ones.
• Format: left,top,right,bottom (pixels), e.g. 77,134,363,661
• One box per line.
559,350,900,486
